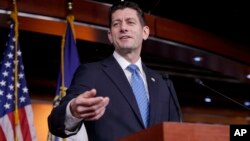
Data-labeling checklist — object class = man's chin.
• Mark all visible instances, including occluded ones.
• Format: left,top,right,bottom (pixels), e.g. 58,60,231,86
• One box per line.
116,48,133,54
122,47,134,51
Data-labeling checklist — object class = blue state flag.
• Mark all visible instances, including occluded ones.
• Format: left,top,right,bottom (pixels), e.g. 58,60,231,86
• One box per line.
48,15,88,141
53,20,80,107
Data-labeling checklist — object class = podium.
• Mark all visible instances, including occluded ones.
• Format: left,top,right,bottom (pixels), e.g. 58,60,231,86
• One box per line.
119,122,229,141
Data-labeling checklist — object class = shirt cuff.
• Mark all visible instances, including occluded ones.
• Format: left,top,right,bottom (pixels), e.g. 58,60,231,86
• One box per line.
64,99,83,135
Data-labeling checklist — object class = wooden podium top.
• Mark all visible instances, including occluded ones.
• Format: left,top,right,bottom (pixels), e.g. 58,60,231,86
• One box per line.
119,122,229,141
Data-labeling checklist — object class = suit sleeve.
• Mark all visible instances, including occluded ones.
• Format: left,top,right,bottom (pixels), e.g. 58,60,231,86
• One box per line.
48,64,96,137
48,101,70,137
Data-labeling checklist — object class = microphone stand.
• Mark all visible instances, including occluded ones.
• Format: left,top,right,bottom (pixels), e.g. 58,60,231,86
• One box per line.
195,79,250,111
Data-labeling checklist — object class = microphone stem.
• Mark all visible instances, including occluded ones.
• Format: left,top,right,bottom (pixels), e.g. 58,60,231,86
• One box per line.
203,84,250,111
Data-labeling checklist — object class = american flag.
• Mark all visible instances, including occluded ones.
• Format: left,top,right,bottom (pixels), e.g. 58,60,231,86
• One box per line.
0,21,37,141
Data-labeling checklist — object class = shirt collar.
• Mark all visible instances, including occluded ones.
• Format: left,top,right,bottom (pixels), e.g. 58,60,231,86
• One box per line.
113,51,143,73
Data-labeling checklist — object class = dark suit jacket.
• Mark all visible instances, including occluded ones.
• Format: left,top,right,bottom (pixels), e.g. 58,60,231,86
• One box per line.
48,55,181,141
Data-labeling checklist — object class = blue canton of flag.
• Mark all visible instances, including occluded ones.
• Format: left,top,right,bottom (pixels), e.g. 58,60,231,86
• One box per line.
0,21,36,141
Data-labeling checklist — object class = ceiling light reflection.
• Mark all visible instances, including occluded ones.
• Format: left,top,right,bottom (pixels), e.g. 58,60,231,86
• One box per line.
193,56,203,62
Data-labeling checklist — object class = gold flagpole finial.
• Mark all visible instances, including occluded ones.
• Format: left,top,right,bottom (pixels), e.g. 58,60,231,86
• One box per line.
68,1,73,11
67,0,73,16
66,0,73,20
66,0,75,35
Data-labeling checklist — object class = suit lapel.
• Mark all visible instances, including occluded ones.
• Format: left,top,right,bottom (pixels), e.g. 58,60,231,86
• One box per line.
101,56,144,127
143,64,161,126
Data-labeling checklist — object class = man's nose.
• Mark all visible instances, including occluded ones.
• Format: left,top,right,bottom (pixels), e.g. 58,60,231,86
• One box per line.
120,22,128,32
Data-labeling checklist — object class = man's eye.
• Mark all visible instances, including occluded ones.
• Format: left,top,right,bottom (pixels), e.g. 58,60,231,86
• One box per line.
112,23,119,27
128,21,135,25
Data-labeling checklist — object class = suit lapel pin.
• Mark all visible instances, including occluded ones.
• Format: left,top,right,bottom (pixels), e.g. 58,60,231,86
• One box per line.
151,77,155,82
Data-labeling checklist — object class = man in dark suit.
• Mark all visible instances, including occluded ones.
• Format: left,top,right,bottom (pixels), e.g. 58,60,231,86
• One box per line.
48,1,181,141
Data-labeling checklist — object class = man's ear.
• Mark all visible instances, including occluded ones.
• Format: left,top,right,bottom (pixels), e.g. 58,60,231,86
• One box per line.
142,26,150,40
107,30,113,44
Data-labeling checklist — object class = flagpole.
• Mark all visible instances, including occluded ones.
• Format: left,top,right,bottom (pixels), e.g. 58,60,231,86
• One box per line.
67,1,76,41
11,0,20,141
61,2,74,141
60,1,70,100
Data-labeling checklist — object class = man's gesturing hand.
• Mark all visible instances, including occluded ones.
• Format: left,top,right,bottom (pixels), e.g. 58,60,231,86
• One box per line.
70,89,110,121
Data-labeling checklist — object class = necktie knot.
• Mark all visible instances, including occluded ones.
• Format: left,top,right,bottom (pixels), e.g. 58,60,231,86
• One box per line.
127,64,138,74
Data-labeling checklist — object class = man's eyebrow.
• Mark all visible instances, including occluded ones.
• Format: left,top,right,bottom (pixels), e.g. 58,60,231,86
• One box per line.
127,17,136,21
112,19,122,22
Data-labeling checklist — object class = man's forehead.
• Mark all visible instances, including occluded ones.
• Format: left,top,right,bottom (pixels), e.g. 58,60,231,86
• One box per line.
112,8,138,20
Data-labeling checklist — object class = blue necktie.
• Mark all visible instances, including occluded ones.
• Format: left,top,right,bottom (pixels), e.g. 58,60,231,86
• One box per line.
127,64,149,127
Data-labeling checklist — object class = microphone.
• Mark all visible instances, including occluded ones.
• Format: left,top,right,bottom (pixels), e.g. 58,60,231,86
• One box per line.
195,78,250,111
162,74,183,122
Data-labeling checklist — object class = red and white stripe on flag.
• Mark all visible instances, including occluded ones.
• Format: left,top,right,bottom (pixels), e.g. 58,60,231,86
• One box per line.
0,105,37,141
